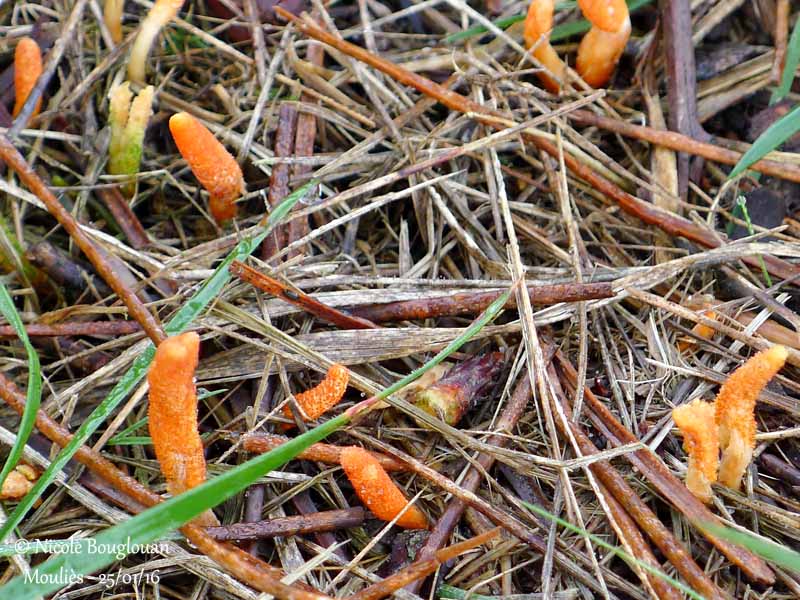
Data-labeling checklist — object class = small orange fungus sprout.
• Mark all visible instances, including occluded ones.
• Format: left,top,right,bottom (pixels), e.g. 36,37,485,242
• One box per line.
283,363,349,428
672,399,718,503
524,0,631,90
169,112,245,224
0,465,38,500
715,345,788,490
523,0,566,92
147,331,217,525
340,446,428,530
128,0,184,82
13,37,43,122
104,0,125,43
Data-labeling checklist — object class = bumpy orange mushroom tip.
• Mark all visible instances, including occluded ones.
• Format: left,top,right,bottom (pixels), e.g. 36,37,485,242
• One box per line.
283,363,349,428
0,465,38,500
677,310,718,352
147,331,218,525
13,37,43,121
575,0,630,87
672,400,718,503
340,446,428,530
128,0,184,82
168,112,244,224
523,0,566,92
715,345,788,490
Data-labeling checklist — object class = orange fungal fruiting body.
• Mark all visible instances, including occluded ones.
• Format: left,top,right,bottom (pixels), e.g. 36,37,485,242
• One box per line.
524,0,630,91
13,37,43,120
677,309,718,352
147,332,217,525
104,0,125,43
575,0,630,87
283,363,349,427
523,0,565,92
715,345,788,489
169,112,244,224
340,446,428,529
128,0,185,82
672,399,718,503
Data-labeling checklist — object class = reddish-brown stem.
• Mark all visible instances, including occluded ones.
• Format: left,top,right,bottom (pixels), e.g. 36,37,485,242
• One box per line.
349,282,614,323
289,38,324,259
0,373,329,599
263,103,298,261
0,134,165,344
0,321,141,338
660,0,707,195
241,432,407,471
96,186,150,250
350,529,501,600
547,363,721,600
568,109,800,183
771,0,790,85
206,508,366,541
555,351,775,585
277,10,799,282
231,260,378,329
403,374,531,595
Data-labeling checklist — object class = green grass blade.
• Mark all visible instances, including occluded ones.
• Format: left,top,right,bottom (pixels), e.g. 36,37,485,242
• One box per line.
521,501,705,600
443,0,652,44
729,104,800,179
2,280,514,597
0,181,315,543
0,283,41,496
704,523,800,573
0,413,348,599
771,14,800,104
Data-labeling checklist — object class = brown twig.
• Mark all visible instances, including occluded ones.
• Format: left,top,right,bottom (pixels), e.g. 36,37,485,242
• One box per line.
0,321,141,338
659,0,707,197
95,186,150,250
0,373,331,599
276,9,800,282
289,36,324,259
350,529,501,600
206,508,366,541
567,109,800,184
0,134,165,344
554,351,776,585
771,0,790,86
403,375,531,595
547,363,721,600
348,282,614,323
263,103,298,261
241,432,407,471
231,260,378,329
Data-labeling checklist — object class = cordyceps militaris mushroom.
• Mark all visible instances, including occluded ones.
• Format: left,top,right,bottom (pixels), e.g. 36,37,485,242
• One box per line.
104,0,125,43
12,37,43,122
108,82,154,196
715,345,788,490
169,112,245,224
128,0,184,82
147,331,218,526
283,363,350,429
340,446,429,530
523,0,566,93
575,0,631,88
672,399,718,503
523,0,631,90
